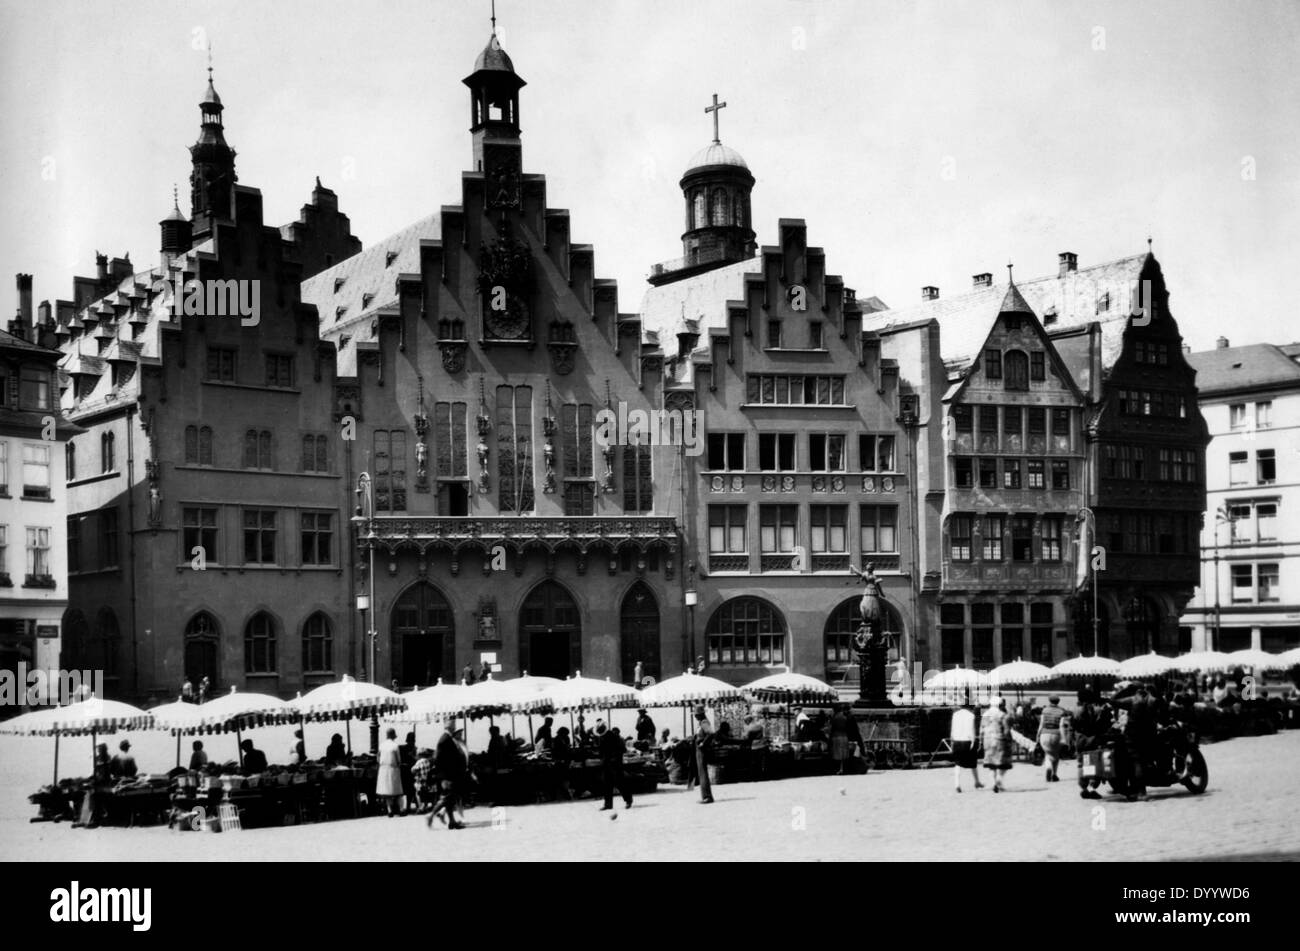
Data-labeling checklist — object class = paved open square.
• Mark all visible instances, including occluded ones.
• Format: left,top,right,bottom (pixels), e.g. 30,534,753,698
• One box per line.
3,725,1296,862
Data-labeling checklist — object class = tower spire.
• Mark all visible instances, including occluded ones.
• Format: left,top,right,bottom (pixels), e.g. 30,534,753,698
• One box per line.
490,0,497,35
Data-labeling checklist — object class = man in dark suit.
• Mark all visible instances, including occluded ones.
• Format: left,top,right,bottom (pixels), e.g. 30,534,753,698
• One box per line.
598,724,633,811
430,722,469,829
239,739,268,775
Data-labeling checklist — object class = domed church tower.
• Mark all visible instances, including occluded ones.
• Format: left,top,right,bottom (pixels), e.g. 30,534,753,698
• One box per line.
649,94,756,286
189,61,237,240
463,28,525,209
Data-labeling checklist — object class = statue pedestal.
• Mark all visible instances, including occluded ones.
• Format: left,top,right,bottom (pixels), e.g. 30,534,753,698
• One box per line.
853,645,894,709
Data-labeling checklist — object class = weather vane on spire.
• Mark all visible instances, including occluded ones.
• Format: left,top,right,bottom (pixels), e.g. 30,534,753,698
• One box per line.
1007,260,1014,282
207,43,213,82
490,0,497,35
705,93,727,145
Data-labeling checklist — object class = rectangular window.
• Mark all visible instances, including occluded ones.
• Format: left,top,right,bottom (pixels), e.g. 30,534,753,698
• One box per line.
953,405,973,433
1230,564,1252,603
809,322,824,349
1051,408,1071,451
709,505,747,553
1030,351,1045,381
563,481,595,517
205,347,236,382
301,512,333,565
98,507,119,568
747,374,845,405
1227,504,1252,544
954,457,973,488
982,515,1004,561
0,525,5,576
971,603,995,668
242,509,277,564
1228,451,1247,486
265,354,294,388
860,505,897,553
978,458,997,489
0,441,7,493
434,402,468,478
859,434,895,472
622,444,653,513
20,369,51,410
766,320,782,349
1001,603,1025,662
561,403,594,478
26,526,51,579
300,434,329,473
243,430,272,470
1041,515,1063,561
1258,563,1279,603
984,349,1002,380
809,434,846,471
183,507,218,564
1027,458,1045,489
1027,407,1046,435
940,604,965,667
1030,603,1054,664
1002,458,1021,489
759,505,797,553
22,443,50,499
706,433,745,471
1011,515,1034,562
979,405,999,449
1002,406,1022,451
950,514,973,561
1257,449,1276,485
497,386,535,514
1228,403,1246,429
374,430,408,512
1257,503,1277,541
1256,401,1272,429
1051,460,1070,490
810,506,848,553
758,433,796,471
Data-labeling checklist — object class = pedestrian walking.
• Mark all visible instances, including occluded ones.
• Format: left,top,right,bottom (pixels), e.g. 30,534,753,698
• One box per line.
400,731,418,813
429,721,469,829
829,704,865,775
1072,687,1109,800
981,696,1013,792
598,724,633,810
1037,695,1067,782
376,728,404,817
949,701,983,792
686,705,715,803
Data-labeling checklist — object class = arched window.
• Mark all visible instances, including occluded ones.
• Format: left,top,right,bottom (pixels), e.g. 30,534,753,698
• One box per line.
705,597,786,666
620,582,660,685
65,441,76,481
1004,350,1029,391
692,191,706,230
95,606,119,678
61,608,89,670
198,426,213,465
711,188,729,226
301,434,328,473
185,425,198,463
185,612,220,693
244,611,277,674
823,597,904,682
302,613,333,673
733,194,745,229
244,429,272,469
100,431,115,473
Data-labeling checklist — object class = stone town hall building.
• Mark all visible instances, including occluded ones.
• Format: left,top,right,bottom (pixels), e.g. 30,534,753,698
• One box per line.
14,28,1208,703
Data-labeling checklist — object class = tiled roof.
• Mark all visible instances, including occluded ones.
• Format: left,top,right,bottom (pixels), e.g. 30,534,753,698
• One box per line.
637,255,764,346
0,326,61,355
302,213,440,345
866,253,1150,371
1186,343,1300,396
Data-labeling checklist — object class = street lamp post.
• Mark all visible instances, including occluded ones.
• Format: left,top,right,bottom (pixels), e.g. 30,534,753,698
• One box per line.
1212,503,1229,653
353,472,379,753
684,562,698,673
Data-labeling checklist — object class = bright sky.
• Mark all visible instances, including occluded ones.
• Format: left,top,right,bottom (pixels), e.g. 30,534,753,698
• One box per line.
2,0,1297,352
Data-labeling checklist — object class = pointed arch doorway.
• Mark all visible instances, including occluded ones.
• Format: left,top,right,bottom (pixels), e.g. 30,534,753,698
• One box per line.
620,582,660,686
519,581,581,680
391,583,456,689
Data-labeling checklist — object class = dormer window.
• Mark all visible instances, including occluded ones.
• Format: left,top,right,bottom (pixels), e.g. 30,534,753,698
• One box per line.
385,251,398,267
334,278,346,293
335,307,347,322
361,293,374,309
1096,292,1110,313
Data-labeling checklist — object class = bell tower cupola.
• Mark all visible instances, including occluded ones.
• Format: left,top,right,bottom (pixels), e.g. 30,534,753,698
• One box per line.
189,55,238,239
463,10,525,210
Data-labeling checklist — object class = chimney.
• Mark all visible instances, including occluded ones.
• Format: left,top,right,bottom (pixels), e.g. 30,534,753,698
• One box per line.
1058,252,1078,277
110,255,133,284
95,252,108,284
17,273,33,333
972,273,992,288
922,285,939,301
1216,336,1230,350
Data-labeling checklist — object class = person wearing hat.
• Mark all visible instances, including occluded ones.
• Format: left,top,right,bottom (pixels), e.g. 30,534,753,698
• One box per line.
109,739,138,781
635,707,657,746
1036,695,1068,782
1071,687,1109,800
598,725,634,811
430,721,469,829
686,705,715,803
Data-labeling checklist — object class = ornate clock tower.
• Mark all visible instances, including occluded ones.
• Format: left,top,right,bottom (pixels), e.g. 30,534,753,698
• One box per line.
463,30,525,210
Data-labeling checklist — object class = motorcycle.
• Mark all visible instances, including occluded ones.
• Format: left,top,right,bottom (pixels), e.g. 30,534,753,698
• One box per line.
1089,717,1208,798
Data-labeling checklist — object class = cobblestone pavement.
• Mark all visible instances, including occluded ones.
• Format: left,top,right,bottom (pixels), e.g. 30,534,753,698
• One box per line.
2,730,1297,862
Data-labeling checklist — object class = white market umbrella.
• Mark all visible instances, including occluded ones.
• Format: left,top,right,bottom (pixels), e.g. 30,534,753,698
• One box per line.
289,675,407,721
0,695,151,780
1278,647,1300,668
147,696,208,767
1170,650,1235,675
641,671,746,737
391,680,475,724
1118,651,1180,680
926,666,989,705
549,674,639,712
988,659,1054,689
1052,655,1122,679
188,686,293,768
743,672,839,703
1225,648,1286,673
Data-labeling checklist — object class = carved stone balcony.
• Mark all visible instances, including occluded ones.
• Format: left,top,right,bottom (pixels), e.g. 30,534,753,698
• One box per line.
355,515,679,561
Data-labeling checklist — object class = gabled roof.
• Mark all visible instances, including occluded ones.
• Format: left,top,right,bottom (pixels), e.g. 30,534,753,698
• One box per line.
0,326,61,356
866,253,1150,371
637,255,764,345
302,213,440,343
1186,343,1300,396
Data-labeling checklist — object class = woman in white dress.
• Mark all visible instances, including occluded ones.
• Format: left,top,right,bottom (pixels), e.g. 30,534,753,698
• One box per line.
376,728,404,817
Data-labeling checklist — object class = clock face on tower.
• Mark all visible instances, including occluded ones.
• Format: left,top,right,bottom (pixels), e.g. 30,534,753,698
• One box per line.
485,147,521,209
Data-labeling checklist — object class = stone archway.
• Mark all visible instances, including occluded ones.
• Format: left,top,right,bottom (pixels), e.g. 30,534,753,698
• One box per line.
620,582,660,686
390,582,456,689
519,581,581,680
